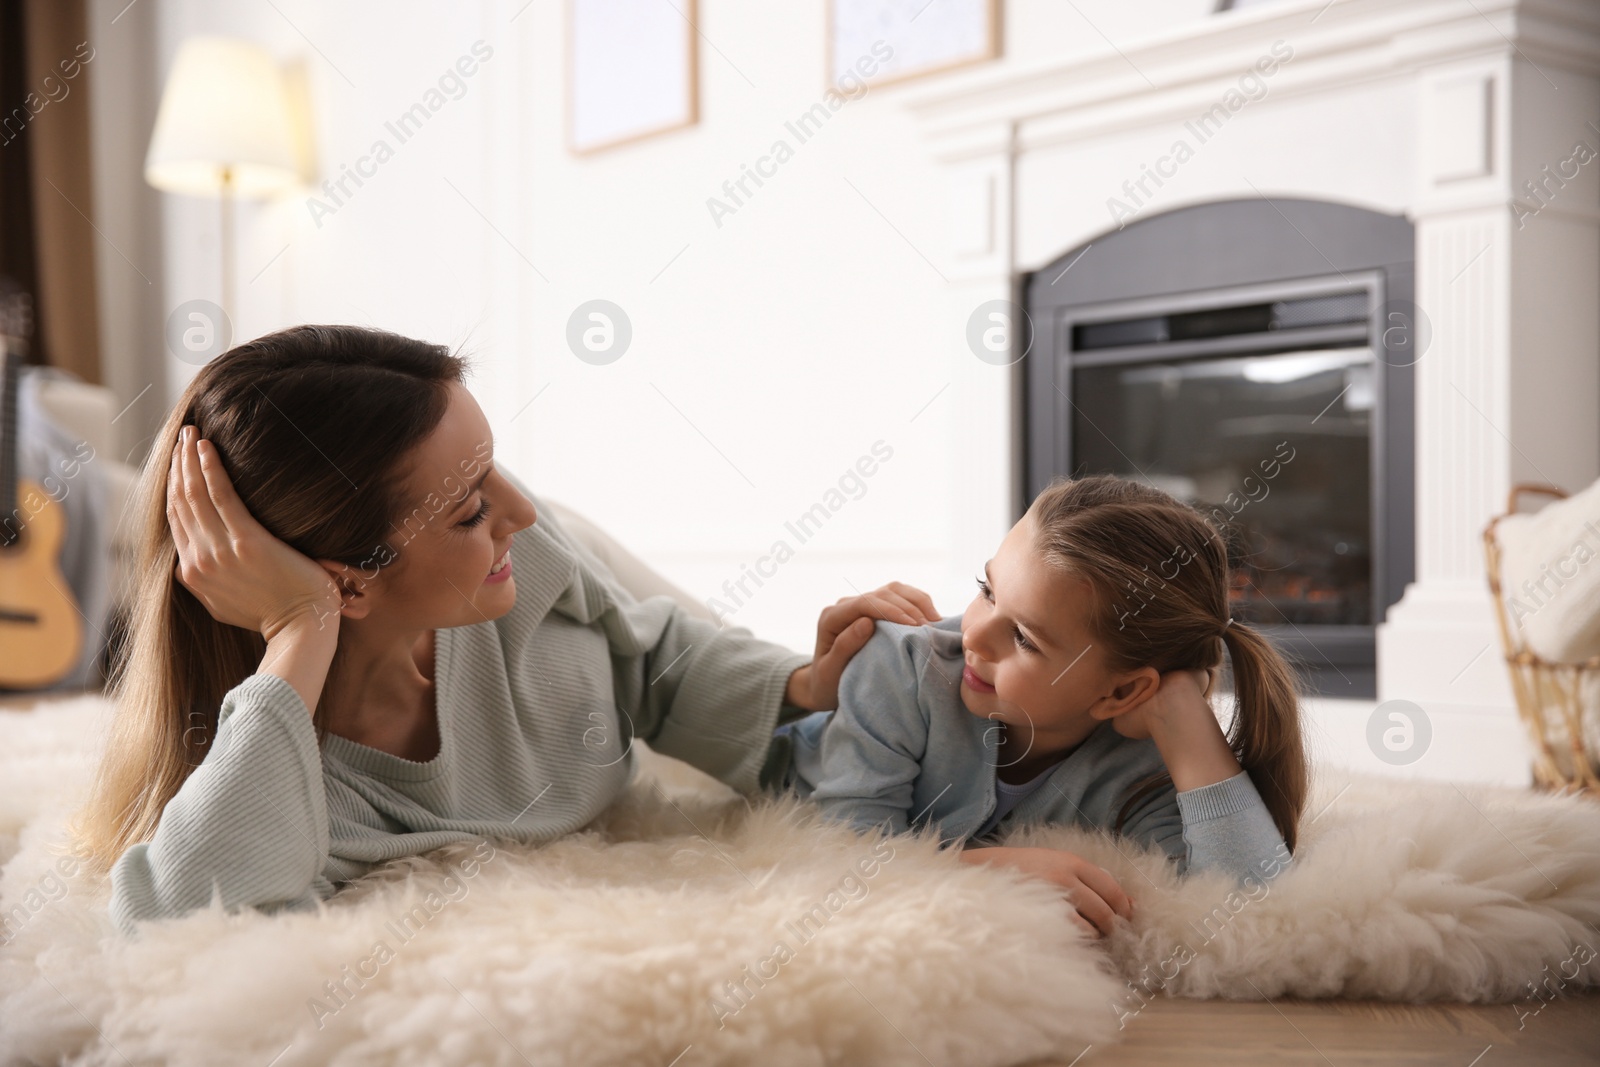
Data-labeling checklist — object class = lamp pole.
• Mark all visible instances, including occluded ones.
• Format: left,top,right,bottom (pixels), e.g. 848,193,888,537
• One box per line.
220,164,235,327
146,38,300,338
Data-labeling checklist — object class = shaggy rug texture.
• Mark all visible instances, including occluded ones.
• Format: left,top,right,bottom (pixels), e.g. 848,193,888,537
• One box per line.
2,693,1599,1067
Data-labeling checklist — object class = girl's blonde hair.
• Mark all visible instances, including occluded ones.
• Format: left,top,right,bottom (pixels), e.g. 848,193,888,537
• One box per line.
1027,475,1308,853
68,325,468,876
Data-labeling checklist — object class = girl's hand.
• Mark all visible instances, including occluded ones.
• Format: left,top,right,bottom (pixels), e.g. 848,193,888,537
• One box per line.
1143,666,1248,793
1112,667,1214,741
959,845,1134,938
785,582,940,711
168,425,346,640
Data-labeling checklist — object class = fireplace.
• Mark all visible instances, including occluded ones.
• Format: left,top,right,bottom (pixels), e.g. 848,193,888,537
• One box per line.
1024,198,1417,698
905,0,1599,781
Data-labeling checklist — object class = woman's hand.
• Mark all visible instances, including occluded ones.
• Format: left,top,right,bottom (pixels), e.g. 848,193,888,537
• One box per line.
785,582,940,711
959,845,1134,938
167,425,346,640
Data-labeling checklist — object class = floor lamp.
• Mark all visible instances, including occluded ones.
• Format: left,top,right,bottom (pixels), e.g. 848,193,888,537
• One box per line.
145,37,300,330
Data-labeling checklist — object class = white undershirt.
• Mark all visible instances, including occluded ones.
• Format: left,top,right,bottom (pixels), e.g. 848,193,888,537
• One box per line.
974,759,1062,839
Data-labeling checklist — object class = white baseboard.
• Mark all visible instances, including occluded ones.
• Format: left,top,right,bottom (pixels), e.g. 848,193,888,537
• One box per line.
1298,696,1533,787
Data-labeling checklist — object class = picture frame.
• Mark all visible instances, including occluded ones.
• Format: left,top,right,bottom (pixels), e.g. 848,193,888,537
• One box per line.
825,0,1000,92
567,0,699,155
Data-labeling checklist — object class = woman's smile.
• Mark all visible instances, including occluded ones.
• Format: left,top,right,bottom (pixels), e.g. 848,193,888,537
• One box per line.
485,547,512,583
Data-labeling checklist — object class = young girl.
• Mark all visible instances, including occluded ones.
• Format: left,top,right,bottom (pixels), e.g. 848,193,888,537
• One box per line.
761,475,1307,937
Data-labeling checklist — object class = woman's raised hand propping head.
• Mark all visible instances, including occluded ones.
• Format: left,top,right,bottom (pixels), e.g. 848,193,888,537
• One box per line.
167,424,347,641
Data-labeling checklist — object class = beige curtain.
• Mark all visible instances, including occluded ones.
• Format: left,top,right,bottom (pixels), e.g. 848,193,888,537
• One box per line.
23,0,101,385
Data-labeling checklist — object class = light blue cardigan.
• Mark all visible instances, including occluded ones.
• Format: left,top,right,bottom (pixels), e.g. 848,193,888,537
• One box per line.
765,617,1292,885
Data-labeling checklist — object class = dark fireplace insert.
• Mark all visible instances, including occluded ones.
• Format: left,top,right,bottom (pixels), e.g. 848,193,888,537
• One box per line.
1023,198,1417,698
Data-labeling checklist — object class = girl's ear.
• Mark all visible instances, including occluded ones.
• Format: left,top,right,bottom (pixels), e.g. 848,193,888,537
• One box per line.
1088,665,1161,720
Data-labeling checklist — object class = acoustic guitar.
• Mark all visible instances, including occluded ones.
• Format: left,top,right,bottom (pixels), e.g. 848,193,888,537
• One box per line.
0,287,84,689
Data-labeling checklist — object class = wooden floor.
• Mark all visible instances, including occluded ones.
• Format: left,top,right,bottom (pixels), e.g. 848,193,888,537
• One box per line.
1041,992,1600,1066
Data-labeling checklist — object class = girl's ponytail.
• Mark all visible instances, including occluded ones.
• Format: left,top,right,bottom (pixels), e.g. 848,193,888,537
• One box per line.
1220,620,1308,853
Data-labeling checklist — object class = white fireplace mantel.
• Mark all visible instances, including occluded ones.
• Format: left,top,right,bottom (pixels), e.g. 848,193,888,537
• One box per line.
904,0,1600,782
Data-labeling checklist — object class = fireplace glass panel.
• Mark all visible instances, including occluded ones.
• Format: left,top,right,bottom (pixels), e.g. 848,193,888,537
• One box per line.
1071,346,1374,627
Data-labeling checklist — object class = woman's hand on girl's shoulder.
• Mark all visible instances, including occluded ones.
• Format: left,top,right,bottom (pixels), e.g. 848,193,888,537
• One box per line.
787,582,940,711
958,845,1134,938
168,426,346,640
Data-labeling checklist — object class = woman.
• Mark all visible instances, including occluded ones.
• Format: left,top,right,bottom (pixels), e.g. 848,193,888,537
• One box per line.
70,324,941,934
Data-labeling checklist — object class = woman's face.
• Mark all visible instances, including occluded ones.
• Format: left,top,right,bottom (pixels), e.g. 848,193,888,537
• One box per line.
958,513,1132,757
342,381,538,630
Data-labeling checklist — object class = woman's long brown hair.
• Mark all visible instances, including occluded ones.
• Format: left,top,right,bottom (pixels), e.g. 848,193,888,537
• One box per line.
1027,475,1309,854
67,325,468,875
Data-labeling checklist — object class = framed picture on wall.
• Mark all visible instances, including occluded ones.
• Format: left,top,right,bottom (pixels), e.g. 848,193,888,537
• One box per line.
568,0,699,154
827,0,1000,91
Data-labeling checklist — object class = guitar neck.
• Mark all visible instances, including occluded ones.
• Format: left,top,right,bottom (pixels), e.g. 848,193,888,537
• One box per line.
0,346,17,540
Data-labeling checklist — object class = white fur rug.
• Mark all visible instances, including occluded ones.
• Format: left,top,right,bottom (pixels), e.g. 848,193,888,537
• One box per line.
2,693,1598,1067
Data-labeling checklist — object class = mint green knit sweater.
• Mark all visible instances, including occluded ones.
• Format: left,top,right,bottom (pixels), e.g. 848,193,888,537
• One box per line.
108,468,810,935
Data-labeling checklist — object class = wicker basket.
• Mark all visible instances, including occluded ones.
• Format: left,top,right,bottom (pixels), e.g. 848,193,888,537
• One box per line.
1483,484,1600,795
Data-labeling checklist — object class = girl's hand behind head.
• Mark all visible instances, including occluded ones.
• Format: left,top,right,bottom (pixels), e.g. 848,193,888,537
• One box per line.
1110,667,1213,741
167,425,347,640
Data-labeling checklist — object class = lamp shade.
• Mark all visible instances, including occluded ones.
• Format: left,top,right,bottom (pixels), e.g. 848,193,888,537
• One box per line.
145,36,299,198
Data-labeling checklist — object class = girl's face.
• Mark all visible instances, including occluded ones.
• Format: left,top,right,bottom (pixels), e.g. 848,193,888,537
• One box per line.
339,382,539,630
958,513,1148,756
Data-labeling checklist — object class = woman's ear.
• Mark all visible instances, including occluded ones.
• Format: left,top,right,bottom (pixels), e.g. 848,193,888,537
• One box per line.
319,559,374,621
1087,665,1161,721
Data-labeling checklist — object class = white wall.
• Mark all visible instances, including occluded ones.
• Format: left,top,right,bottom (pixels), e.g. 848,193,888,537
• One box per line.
132,0,1214,653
